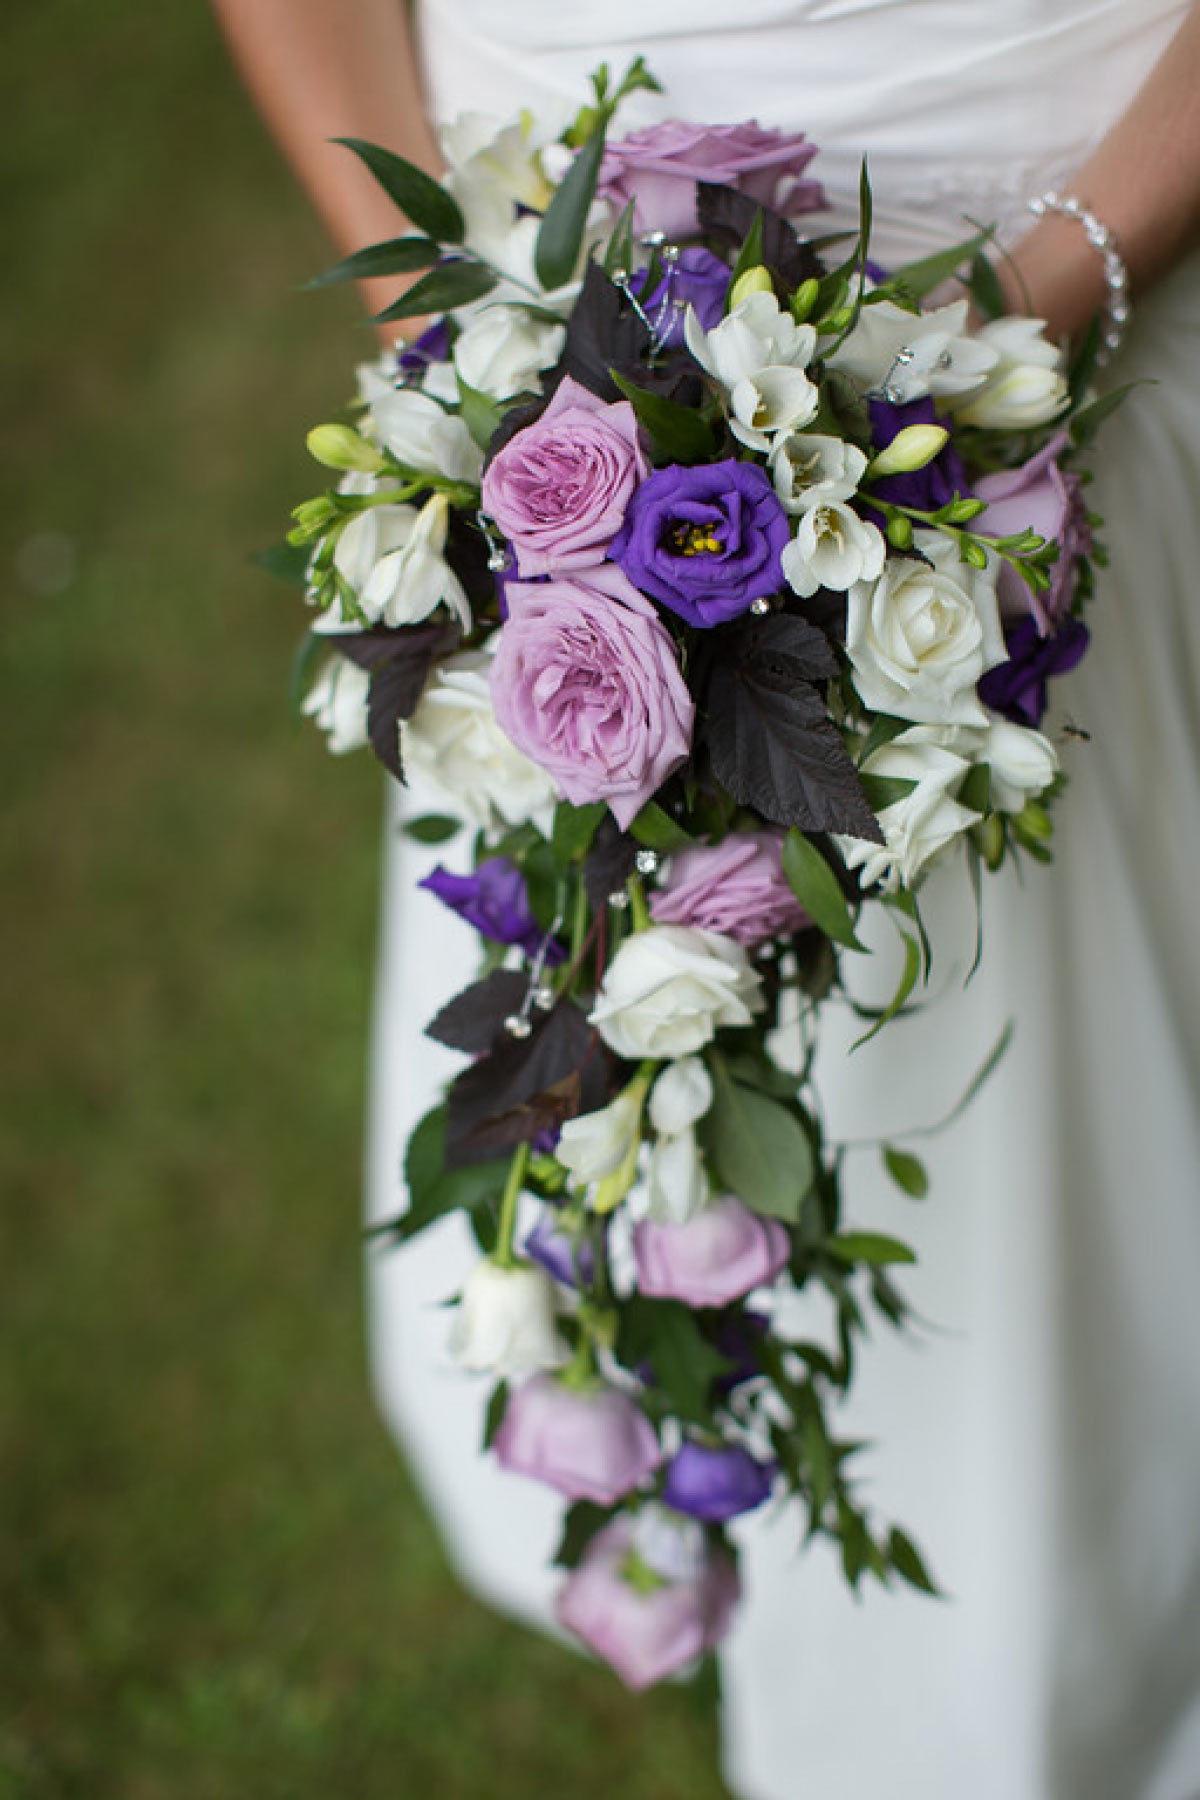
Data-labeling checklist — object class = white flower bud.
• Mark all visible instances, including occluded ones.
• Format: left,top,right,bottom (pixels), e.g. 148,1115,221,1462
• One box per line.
648,1058,714,1135
448,1259,565,1378
867,423,949,479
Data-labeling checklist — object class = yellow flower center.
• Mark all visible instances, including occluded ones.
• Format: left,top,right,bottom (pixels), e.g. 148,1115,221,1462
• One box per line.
669,521,724,558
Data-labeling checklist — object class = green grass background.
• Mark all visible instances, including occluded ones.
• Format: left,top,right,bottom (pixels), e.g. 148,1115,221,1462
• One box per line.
0,7,728,1792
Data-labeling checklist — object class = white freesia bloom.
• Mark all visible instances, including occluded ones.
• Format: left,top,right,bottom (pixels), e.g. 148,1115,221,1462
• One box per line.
356,493,471,631
770,433,868,513
453,305,566,401
781,500,886,597
314,484,418,624
845,529,1006,726
403,650,558,828
449,1259,565,1378
302,658,369,755
358,369,483,483
837,727,980,892
828,298,996,402
647,1128,711,1226
686,293,818,448
950,316,1068,429
557,1087,645,1185
728,364,820,453
980,717,1059,811
590,926,764,1061
648,1058,714,1136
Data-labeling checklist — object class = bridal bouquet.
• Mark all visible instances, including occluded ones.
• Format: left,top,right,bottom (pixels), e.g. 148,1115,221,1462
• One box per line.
286,61,1109,1690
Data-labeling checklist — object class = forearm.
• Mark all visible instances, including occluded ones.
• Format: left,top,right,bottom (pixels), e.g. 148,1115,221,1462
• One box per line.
998,1,1200,342
210,0,441,332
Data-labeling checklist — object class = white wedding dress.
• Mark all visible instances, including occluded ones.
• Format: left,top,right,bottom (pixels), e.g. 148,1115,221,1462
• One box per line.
365,4,1200,1795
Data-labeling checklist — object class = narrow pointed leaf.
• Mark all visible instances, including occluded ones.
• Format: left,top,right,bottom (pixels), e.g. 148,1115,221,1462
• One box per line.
305,235,441,289
373,259,496,324
851,930,920,1048
882,1145,929,1198
535,124,606,293
782,828,865,952
825,1231,916,1267
610,370,717,464
333,137,465,244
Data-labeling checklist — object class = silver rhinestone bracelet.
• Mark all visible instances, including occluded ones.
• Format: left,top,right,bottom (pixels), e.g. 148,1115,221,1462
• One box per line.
1026,190,1130,364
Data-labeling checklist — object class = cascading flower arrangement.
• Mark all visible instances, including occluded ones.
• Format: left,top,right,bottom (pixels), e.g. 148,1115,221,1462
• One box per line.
284,60,1114,1691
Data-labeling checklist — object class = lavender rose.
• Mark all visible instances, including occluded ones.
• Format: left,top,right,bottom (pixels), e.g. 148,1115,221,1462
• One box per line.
480,374,648,577
612,459,790,628
662,1441,775,1522
490,564,694,829
597,119,824,239
975,432,1093,633
419,857,565,962
633,1196,789,1307
494,1374,662,1506
650,831,810,946
555,1509,740,1690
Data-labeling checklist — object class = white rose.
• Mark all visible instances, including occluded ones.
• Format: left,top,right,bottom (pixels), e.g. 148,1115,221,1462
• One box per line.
770,432,868,513
846,530,1007,726
828,298,997,402
448,1259,565,1378
647,1128,711,1226
781,500,886,597
403,650,558,829
648,1058,713,1135
557,1086,645,1184
951,316,1069,429
357,370,483,484
302,658,369,755
453,305,565,400
980,717,1059,812
589,926,763,1061
837,726,980,892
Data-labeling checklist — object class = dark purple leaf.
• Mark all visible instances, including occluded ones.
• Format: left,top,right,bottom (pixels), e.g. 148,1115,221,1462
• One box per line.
325,620,460,782
426,970,531,1055
583,814,639,909
445,999,612,1167
696,183,824,292
551,260,704,407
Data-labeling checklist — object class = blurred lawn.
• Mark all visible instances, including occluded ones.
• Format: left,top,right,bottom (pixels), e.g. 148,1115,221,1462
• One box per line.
0,7,727,1793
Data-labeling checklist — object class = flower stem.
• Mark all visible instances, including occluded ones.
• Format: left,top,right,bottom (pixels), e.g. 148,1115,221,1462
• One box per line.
626,874,652,932
495,1142,531,1270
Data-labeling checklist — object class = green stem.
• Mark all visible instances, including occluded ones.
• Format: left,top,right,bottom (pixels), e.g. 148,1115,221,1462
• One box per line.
626,874,652,933
494,1142,531,1270
560,1331,597,1391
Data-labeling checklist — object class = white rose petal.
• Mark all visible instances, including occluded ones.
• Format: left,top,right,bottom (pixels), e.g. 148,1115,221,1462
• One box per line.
770,432,868,513
302,659,369,755
845,529,1007,726
648,1057,714,1135
837,726,980,892
781,500,886,598
448,1259,565,1378
453,305,566,401
403,650,559,829
980,717,1059,812
589,926,764,1061
647,1128,711,1226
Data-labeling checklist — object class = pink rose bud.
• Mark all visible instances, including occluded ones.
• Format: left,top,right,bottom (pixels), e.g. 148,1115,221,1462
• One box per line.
494,1373,663,1505
633,1196,790,1307
650,831,810,947
555,1511,740,1690
480,376,649,577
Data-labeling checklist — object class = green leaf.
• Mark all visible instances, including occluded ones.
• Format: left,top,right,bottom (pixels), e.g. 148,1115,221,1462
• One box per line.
551,799,607,867
859,773,916,812
402,813,461,845
370,1105,510,1244
553,1500,619,1569
728,206,766,294
967,250,1007,322
305,235,442,289
958,762,991,815
333,138,465,244
455,377,505,452
825,1231,916,1267
856,712,910,764
482,1380,508,1449
609,370,717,465
255,541,311,586
602,198,637,279
782,829,865,952
372,259,497,323
698,1052,814,1223
886,229,989,304
628,800,696,852
888,1527,943,1596
1068,380,1139,452
882,1145,929,1199
851,930,920,1049
927,1019,1014,1135
535,123,606,292
622,1300,733,1424
289,631,326,718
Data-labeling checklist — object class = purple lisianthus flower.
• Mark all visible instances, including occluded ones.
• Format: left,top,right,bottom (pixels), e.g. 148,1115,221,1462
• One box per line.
397,317,451,378
662,1441,775,1522
480,375,649,577
555,1510,740,1690
597,119,824,240
490,564,694,830
867,396,970,515
709,1308,770,1396
494,1373,662,1506
612,460,790,628
650,831,809,947
975,432,1093,633
523,1209,596,1288
630,247,730,349
977,613,1090,727
419,858,565,963
633,1196,790,1307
